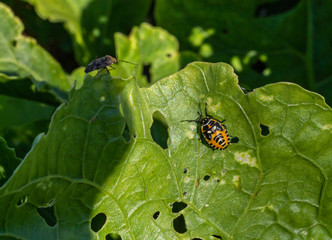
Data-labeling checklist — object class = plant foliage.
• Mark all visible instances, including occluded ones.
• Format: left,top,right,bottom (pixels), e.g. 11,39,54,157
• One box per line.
0,62,331,239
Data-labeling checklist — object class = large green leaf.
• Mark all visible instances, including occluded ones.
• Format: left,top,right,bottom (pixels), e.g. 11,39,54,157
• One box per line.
0,62,331,239
24,0,152,65
155,0,332,105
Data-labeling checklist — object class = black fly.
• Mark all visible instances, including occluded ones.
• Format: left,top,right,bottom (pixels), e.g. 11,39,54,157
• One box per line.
84,55,117,73
84,55,136,74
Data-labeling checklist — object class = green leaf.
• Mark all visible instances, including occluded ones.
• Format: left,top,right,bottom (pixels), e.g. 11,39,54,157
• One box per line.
0,62,331,239
0,3,75,92
86,23,181,87
24,0,152,64
155,0,332,105
0,94,55,158
0,137,21,187
0,95,54,128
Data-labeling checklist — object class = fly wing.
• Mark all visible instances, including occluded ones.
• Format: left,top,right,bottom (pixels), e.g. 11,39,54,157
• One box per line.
84,63,94,73
85,59,103,73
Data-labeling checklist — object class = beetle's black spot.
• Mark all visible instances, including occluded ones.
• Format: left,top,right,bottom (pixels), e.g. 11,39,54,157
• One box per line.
192,238,203,240
151,111,169,149
172,202,188,213
173,214,187,234
91,213,107,232
166,53,172,57
105,233,122,240
260,123,270,136
153,211,160,220
203,175,210,181
255,0,300,17
37,202,57,227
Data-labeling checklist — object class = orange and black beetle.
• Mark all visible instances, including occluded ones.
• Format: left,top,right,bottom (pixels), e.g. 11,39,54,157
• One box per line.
183,104,231,150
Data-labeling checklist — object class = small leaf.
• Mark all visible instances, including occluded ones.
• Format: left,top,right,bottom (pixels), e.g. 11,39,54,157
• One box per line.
113,23,181,86
0,137,21,187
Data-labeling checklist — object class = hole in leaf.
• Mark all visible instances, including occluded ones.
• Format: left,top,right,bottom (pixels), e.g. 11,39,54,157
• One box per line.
37,205,57,227
203,175,210,181
153,211,160,220
11,40,17,47
251,59,267,75
166,53,172,58
122,122,131,143
105,233,122,240
216,179,220,183
17,195,28,206
260,123,270,136
143,64,151,83
231,137,239,143
91,213,107,233
212,235,222,239
173,214,187,234
183,168,188,174
172,202,188,213
255,0,301,17
151,111,169,149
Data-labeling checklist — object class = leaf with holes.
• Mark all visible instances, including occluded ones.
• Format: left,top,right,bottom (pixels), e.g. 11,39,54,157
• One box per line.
0,62,331,239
